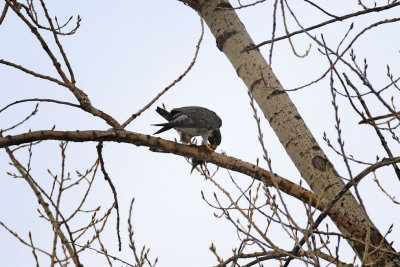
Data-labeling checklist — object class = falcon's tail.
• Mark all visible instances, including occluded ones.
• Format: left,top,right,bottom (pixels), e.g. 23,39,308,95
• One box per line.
154,107,174,134
153,123,173,135
155,106,172,121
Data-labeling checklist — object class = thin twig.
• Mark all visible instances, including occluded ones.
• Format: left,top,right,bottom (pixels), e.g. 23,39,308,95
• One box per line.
0,221,53,258
279,0,311,58
244,2,400,51
0,98,80,114
0,59,66,86
128,198,141,266
302,0,339,18
268,0,279,65
0,2,9,25
1,104,39,132
39,0,76,83
96,141,121,251
74,243,135,267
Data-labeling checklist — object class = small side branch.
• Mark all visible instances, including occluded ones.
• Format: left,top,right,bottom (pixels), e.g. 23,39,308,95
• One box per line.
96,141,121,251
244,2,400,51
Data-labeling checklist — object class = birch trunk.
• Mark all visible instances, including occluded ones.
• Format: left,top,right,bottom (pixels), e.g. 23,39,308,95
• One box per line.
181,0,398,263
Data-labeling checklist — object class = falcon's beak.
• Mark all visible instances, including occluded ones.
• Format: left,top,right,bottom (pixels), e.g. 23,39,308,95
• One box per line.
210,142,218,150
206,139,218,151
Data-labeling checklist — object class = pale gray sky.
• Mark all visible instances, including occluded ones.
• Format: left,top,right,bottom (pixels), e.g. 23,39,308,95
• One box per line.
1,0,399,266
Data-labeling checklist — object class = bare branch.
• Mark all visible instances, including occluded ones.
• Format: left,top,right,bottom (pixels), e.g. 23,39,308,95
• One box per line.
0,98,80,114
244,2,400,51
1,104,39,132
0,2,9,25
0,221,53,258
96,142,121,251
0,59,66,86
38,0,76,83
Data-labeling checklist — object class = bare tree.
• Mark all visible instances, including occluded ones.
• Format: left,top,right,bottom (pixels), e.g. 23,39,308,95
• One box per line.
1,0,400,266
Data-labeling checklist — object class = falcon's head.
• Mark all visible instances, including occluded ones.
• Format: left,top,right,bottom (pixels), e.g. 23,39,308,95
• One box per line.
208,129,221,150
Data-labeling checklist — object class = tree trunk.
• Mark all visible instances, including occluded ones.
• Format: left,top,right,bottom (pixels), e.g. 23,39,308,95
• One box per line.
180,0,398,264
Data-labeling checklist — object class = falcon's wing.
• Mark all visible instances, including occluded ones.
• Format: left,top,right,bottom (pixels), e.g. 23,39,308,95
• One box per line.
172,106,222,130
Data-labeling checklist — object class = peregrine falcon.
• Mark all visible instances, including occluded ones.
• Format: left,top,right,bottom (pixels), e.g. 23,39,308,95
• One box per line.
153,106,222,150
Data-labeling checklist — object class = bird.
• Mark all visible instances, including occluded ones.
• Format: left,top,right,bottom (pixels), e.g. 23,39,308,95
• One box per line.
153,106,222,151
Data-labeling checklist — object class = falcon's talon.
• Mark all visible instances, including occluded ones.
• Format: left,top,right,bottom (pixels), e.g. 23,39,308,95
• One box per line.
204,142,215,152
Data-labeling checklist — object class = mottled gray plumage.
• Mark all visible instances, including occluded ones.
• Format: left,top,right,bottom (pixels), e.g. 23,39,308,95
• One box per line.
153,106,222,148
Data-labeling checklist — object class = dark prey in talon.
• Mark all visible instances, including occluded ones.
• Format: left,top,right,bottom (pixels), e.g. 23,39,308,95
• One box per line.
190,158,204,174
153,106,222,151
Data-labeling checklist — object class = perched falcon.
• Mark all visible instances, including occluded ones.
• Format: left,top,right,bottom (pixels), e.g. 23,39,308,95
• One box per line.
153,106,222,150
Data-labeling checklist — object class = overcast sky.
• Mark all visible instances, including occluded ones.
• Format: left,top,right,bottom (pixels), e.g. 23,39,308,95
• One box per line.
1,0,400,266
